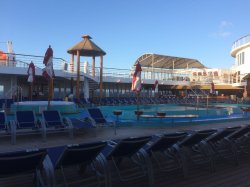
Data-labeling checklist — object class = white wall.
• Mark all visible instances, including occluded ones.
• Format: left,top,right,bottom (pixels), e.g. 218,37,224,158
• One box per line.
234,45,250,75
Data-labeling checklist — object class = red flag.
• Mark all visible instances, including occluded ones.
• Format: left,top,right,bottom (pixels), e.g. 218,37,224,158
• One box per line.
154,80,158,92
210,82,215,94
27,62,35,83
42,45,55,79
131,62,142,92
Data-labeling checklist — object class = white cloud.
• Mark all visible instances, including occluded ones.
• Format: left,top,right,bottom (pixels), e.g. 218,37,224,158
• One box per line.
219,21,232,29
210,21,233,38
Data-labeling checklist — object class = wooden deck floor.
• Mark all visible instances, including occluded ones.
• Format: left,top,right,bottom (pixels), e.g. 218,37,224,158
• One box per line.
1,119,250,186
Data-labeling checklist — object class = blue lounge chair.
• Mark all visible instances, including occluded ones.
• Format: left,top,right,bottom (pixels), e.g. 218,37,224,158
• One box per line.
67,117,94,129
9,111,43,144
41,110,74,140
0,148,52,187
15,110,39,129
48,141,108,187
0,111,7,131
102,136,154,187
87,108,111,126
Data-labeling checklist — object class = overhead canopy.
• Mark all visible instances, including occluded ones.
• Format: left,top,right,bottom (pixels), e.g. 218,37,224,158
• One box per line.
170,85,243,90
135,53,205,69
67,35,106,57
243,73,250,80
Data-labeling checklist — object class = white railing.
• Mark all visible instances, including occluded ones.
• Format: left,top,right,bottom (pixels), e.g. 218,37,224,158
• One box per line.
0,52,243,86
1,53,68,71
232,34,250,51
5,85,22,101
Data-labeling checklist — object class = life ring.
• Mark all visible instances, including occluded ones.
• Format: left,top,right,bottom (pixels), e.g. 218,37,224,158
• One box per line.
0,51,7,61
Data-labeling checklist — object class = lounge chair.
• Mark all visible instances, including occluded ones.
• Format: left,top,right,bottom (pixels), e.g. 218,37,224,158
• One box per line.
173,129,217,177
66,117,96,136
143,132,187,176
67,117,94,129
221,125,250,165
102,136,154,187
48,141,108,187
87,108,112,126
0,111,7,131
9,111,43,144
41,110,74,140
0,148,52,187
200,126,241,171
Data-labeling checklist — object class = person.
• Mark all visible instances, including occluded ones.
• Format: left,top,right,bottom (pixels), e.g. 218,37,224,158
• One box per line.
64,95,68,102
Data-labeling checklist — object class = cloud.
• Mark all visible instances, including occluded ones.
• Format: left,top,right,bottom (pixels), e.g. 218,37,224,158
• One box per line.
210,21,233,38
219,21,232,29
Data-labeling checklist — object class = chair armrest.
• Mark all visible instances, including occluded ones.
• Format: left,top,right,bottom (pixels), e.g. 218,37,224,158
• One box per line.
8,120,16,130
8,120,17,144
43,155,56,186
63,117,72,127
108,140,118,147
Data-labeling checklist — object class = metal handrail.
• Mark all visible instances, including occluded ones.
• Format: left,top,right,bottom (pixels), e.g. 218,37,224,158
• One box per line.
5,85,22,101
0,52,244,85
232,34,250,50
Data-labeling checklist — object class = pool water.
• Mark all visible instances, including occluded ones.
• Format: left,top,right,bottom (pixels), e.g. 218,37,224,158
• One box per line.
99,104,248,121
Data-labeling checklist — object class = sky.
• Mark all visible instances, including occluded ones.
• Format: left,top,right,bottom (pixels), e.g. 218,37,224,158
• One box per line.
0,0,250,70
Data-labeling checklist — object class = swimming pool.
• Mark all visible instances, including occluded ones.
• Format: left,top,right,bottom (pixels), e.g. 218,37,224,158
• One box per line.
99,104,250,121
10,101,79,114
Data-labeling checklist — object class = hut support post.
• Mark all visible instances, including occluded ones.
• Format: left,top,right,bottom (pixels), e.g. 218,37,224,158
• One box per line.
76,50,80,101
92,56,95,77
71,54,74,95
100,55,103,99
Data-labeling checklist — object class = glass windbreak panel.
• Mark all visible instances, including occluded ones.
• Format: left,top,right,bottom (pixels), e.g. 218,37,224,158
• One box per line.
0,85,3,96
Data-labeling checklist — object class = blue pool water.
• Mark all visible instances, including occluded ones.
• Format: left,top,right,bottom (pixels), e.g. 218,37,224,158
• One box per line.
6,103,250,125
98,104,250,121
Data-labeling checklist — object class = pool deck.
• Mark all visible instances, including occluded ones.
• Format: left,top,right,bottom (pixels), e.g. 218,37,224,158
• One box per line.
1,118,250,152
2,118,250,186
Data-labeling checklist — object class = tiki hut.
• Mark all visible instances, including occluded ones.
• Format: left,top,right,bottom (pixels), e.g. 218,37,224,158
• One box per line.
67,35,106,100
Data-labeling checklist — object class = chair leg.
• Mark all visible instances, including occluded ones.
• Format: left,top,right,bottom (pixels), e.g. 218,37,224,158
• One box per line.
43,155,55,187
97,154,109,187
69,127,74,139
142,150,155,187
40,121,47,142
9,121,16,145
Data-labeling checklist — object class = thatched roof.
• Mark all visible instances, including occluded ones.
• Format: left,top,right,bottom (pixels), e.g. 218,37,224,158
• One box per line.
67,35,106,56
135,53,205,69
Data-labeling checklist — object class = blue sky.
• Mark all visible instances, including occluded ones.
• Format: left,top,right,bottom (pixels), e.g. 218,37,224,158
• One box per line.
0,0,249,69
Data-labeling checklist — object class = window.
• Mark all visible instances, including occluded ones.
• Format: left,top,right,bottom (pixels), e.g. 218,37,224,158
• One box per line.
237,52,245,65
242,52,245,64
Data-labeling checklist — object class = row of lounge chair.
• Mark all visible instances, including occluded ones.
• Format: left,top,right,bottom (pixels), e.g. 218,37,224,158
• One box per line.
0,108,110,144
1,124,250,186
0,110,73,144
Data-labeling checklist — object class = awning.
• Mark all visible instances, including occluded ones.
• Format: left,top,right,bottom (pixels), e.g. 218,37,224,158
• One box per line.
134,53,205,69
